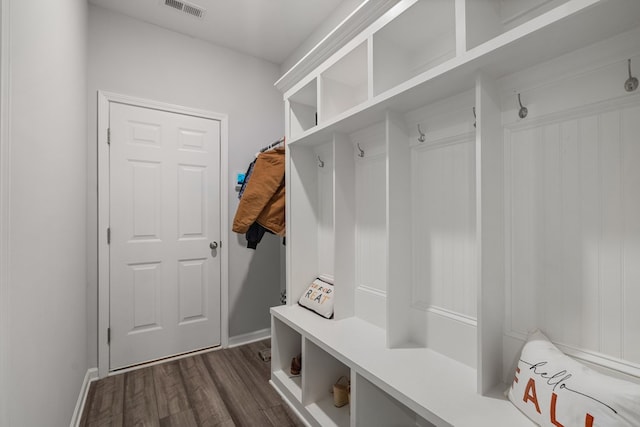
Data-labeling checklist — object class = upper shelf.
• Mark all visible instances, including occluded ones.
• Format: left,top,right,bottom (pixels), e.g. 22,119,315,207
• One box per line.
320,41,368,123
373,0,456,96
289,79,317,139
275,0,401,93
464,0,573,51
283,0,640,146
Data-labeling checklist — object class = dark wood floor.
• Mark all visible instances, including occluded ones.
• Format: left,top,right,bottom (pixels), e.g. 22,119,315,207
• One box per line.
80,340,304,427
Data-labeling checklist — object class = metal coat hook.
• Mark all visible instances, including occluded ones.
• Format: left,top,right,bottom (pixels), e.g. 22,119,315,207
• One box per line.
625,58,639,92
317,156,324,168
356,143,364,157
473,107,476,128
517,93,528,119
417,124,426,142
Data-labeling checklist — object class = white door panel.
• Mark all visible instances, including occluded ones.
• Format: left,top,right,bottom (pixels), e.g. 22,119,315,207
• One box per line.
109,102,221,370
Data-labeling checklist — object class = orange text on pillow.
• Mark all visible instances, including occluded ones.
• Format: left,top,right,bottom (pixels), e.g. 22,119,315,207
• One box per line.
517,370,595,426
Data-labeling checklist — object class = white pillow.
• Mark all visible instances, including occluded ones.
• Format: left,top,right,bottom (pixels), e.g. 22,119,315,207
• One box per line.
298,277,334,319
508,330,640,426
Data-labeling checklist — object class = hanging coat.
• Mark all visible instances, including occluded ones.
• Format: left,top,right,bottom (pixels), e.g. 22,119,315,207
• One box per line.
233,146,285,237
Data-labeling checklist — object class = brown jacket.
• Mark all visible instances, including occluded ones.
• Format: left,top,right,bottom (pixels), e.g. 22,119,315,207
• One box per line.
232,146,285,236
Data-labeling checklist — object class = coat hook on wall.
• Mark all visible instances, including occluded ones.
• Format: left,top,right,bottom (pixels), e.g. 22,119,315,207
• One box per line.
517,93,528,119
317,155,324,168
625,58,639,92
356,143,365,158
417,124,426,142
473,107,476,128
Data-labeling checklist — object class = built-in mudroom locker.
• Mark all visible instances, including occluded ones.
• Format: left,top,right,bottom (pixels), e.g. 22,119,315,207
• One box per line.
270,1,640,426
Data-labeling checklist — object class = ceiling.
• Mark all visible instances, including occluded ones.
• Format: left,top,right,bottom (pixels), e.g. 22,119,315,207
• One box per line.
88,0,345,65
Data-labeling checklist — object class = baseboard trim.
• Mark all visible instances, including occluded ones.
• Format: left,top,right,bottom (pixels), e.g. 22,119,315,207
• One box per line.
227,328,271,348
70,368,98,427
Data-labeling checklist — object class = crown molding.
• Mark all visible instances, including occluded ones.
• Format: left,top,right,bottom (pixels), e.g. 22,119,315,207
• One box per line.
274,0,400,93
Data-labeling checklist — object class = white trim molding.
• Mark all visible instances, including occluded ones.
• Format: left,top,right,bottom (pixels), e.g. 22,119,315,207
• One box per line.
227,328,271,348
70,368,98,427
504,330,640,380
96,91,229,377
0,0,11,425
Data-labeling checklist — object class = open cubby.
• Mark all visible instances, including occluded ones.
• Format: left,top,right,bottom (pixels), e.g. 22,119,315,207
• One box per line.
498,54,640,382
303,340,351,427
288,135,358,322
271,317,302,402
287,141,335,305
354,374,435,427
372,0,456,95
464,0,571,51
400,90,478,364
289,78,318,139
320,41,368,123
349,123,387,330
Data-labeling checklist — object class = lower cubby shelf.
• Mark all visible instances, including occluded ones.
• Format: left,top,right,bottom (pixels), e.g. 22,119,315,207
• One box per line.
355,373,433,427
271,316,303,402
270,304,534,426
272,369,302,403
306,395,350,427
304,339,351,427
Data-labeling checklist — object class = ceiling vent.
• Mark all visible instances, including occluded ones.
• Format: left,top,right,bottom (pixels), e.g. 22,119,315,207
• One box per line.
163,0,206,18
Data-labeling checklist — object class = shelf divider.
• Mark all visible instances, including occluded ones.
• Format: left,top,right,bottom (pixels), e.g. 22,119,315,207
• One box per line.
385,111,414,348
475,72,505,395
333,133,356,321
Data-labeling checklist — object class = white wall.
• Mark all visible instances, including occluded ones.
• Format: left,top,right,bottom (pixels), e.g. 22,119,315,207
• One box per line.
87,5,285,365
0,0,89,425
0,4,8,426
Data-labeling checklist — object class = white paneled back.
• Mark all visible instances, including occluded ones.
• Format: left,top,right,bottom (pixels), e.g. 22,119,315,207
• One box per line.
350,123,388,328
505,99,640,364
355,152,386,293
315,142,334,277
353,124,387,295
411,135,477,319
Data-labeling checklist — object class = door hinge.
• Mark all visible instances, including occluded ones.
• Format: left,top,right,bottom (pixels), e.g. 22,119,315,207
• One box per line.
107,128,111,145
107,327,111,345
107,227,111,244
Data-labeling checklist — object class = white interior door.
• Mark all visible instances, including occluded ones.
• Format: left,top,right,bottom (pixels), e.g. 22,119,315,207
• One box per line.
109,102,221,370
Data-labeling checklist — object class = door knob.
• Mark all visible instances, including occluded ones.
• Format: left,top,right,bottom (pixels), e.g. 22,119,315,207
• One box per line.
209,241,218,249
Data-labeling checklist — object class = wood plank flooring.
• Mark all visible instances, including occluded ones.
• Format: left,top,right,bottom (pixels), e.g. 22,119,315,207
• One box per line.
80,340,304,427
